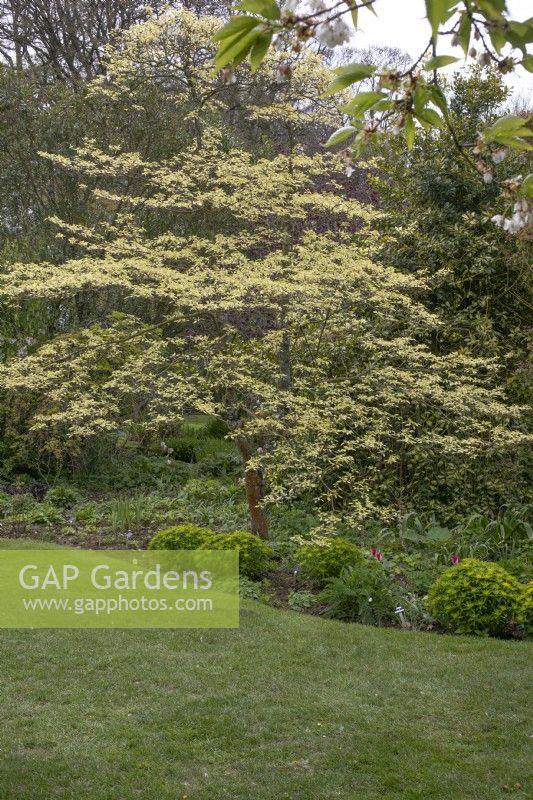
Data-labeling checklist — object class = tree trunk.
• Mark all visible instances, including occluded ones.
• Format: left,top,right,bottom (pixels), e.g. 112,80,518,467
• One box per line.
237,438,268,539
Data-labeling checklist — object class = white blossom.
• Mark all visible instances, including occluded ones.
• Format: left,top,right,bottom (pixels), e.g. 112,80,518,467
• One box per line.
514,199,529,214
282,0,300,13
307,0,328,11
315,18,351,47
503,217,520,234
492,148,508,164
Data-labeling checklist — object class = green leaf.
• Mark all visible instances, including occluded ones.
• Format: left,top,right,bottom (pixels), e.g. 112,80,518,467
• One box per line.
424,55,460,70
236,0,280,20
350,5,358,28
340,91,387,116
215,27,261,69
524,174,533,198
425,83,448,114
457,11,471,54
213,15,258,42
321,63,377,97
425,0,455,39
486,116,533,139
416,108,444,128
508,19,533,50
372,99,393,112
523,54,533,73
477,0,505,18
405,115,415,150
413,87,429,116
426,526,451,541
491,136,533,151
250,31,273,71
490,27,506,54
324,125,357,148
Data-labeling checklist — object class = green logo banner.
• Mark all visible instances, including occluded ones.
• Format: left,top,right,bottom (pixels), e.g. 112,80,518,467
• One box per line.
0,550,239,628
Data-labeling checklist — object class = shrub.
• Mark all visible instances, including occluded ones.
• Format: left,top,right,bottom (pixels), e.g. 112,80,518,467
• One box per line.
239,576,265,601
0,491,11,518
28,502,63,525
202,531,274,578
320,561,394,625
79,454,190,490
166,436,198,463
74,503,97,523
387,551,445,596
205,417,230,439
178,479,241,504
46,485,79,508
294,538,365,586
523,582,533,634
195,453,241,478
426,558,525,636
148,524,216,550
496,558,533,584
287,590,318,612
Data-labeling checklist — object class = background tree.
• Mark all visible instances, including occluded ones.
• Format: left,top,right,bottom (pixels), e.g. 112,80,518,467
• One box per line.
370,67,532,402
213,0,533,227
1,12,530,535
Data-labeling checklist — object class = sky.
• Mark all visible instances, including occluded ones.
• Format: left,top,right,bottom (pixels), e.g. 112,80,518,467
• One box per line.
349,0,533,102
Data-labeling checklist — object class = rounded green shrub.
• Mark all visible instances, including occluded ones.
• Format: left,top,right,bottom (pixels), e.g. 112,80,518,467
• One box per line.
294,538,365,586
202,531,274,578
426,558,525,636
148,524,215,550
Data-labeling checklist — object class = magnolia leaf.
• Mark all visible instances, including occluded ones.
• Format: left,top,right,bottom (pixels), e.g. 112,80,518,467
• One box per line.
425,0,454,39
213,15,258,42
490,27,507,53
507,18,533,52
523,54,533,72
424,55,460,70
457,11,471,54
324,125,357,147
416,108,444,128
425,83,448,114
250,31,272,71
321,63,377,97
486,116,533,141
491,137,533,151
414,87,429,116
372,99,393,111
340,91,387,117
477,0,506,17
215,27,261,69
236,0,280,20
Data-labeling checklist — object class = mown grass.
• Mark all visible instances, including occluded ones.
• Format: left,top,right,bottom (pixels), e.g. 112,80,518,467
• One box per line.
0,542,531,800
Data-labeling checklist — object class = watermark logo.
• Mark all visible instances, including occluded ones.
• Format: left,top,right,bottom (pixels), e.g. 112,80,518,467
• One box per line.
0,550,239,628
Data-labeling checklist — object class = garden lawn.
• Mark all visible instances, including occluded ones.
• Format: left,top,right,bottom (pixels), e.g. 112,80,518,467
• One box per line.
0,544,531,800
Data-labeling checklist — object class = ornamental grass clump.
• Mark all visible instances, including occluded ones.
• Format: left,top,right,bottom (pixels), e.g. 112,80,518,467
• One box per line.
426,558,526,637
294,538,365,587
